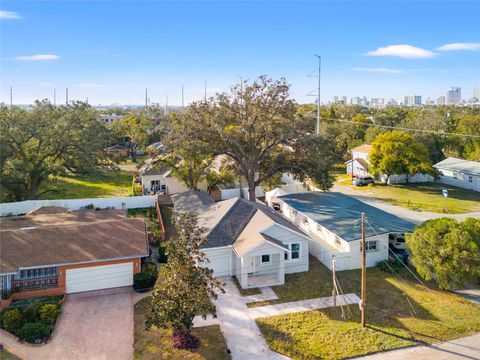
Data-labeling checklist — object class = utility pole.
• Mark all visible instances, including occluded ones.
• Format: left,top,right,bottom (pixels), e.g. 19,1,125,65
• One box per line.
145,88,148,109
181,84,184,108
65,87,69,105
204,80,207,101
360,212,366,328
53,88,56,106
10,86,13,108
314,54,321,135
165,94,168,115
332,256,337,307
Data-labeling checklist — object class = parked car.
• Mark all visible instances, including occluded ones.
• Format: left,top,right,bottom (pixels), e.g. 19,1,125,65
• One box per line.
354,176,374,186
389,233,406,250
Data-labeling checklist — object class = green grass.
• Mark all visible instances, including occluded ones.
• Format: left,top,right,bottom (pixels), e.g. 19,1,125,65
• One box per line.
38,169,133,199
336,176,480,214
256,256,480,359
134,297,230,360
0,349,22,360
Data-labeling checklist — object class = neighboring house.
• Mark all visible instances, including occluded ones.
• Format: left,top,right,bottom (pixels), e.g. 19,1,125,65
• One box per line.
171,190,311,289
346,144,433,184
433,157,480,192
139,161,205,195
100,114,123,126
105,144,129,159
346,144,372,178
273,191,415,271
0,207,148,306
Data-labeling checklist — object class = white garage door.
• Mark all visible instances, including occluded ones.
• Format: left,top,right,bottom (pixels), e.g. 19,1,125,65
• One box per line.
66,262,133,294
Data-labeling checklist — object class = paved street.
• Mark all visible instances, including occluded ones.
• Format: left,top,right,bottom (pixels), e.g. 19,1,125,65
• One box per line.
332,184,480,224
1,287,134,360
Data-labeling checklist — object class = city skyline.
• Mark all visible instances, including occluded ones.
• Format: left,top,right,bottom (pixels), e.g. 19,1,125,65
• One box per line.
1,1,480,105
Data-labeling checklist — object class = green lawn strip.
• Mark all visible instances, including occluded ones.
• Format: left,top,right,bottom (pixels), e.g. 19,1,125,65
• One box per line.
336,178,480,214
247,256,332,308
255,257,480,359
0,349,22,360
232,276,262,296
134,297,230,360
38,169,133,199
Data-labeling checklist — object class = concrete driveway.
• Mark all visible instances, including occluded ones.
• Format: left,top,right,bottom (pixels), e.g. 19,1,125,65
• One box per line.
1,287,134,360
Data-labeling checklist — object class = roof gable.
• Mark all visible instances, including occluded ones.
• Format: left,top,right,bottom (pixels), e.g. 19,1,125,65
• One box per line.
434,157,480,175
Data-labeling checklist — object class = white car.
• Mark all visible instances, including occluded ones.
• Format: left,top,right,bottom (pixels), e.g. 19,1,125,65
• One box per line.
389,233,406,250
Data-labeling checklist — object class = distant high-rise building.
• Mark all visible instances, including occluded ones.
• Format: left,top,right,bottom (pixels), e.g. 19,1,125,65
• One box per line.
414,95,422,106
446,87,461,104
437,96,446,105
474,85,480,100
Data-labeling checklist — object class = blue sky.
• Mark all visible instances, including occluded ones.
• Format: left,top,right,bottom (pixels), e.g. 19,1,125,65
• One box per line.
1,1,479,105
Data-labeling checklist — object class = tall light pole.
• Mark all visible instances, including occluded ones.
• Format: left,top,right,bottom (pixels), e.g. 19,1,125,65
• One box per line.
181,84,184,108
315,54,322,135
204,80,207,101
53,88,56,106
10,86,13,108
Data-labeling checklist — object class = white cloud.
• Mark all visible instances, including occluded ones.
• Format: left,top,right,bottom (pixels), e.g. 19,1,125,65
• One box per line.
437,42,480,51
353,67,407,74
365,45,435,59
0,10,22,19
75,83,105,89
15,54,60,61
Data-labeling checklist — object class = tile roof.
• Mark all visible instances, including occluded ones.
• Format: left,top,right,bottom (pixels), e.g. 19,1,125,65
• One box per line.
278,192,415,242
0,210,148,273
433,157,480,175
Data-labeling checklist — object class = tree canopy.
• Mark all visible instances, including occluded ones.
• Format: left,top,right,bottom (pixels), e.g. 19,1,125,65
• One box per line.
164,76,338,201
369,130,435,183
407,217,480,290
146,212,224,349
0,101,110,201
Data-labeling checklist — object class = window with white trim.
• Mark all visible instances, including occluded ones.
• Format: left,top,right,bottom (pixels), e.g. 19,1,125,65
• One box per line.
284,243,301,261
360,240,378,253
261,255,271,264
468,176,473,183
15,267,57,280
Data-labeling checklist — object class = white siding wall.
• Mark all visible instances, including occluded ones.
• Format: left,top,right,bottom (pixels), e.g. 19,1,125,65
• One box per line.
380,173,434,184
202,247,232,277
352,151,369,161
0,196,155,217
141,174,166,193
437,169,480,192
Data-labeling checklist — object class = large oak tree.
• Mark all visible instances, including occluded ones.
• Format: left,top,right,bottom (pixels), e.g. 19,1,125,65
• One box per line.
0,101,110,201
164,76,338,201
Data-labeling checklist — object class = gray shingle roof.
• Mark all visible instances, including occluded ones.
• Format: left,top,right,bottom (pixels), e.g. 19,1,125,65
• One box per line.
433,157,480,175
278,192,415,242
171,190,215,213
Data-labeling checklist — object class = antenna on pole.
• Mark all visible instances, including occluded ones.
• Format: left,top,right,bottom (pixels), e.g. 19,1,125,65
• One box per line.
314,54,322,135
10,86,13,108
66,87,69,105
181,84,184,108
53,88,56,106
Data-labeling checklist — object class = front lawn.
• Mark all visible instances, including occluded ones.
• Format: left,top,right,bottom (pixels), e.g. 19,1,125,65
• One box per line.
0,296,63,344
38,169,133,199
336,177,480,214
256,257,480,359
0,349,22,360
134,297,230,360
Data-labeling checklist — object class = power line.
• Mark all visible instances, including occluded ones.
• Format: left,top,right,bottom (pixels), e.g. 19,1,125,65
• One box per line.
304,113,480,139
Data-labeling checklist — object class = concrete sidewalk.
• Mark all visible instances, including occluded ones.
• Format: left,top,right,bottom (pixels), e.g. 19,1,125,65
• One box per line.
357,333,480,360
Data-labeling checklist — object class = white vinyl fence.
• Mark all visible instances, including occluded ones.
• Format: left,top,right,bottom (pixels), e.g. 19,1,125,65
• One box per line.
0,195,156,217
220,186,265,201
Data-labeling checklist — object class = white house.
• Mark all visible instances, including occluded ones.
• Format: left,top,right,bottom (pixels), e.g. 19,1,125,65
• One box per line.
272,191,415,271
346,143,433,184
433,157,480,192
171,190,311,289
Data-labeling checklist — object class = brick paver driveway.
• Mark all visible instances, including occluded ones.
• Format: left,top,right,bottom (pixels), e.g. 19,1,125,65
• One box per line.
1,287,134,360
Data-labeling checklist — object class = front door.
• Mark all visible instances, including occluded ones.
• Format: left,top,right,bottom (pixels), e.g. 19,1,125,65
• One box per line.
246,256,255,275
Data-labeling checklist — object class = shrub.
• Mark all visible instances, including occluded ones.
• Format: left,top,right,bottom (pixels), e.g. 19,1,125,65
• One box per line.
3,309,24,334
376,259,403,274
134,272,152,289
16,322,51,343
39,304,61,325
142,262,158,278
158,245,168,263
0,290,12,300
22,302,42,323
85,203,94,210
171,329,200,351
